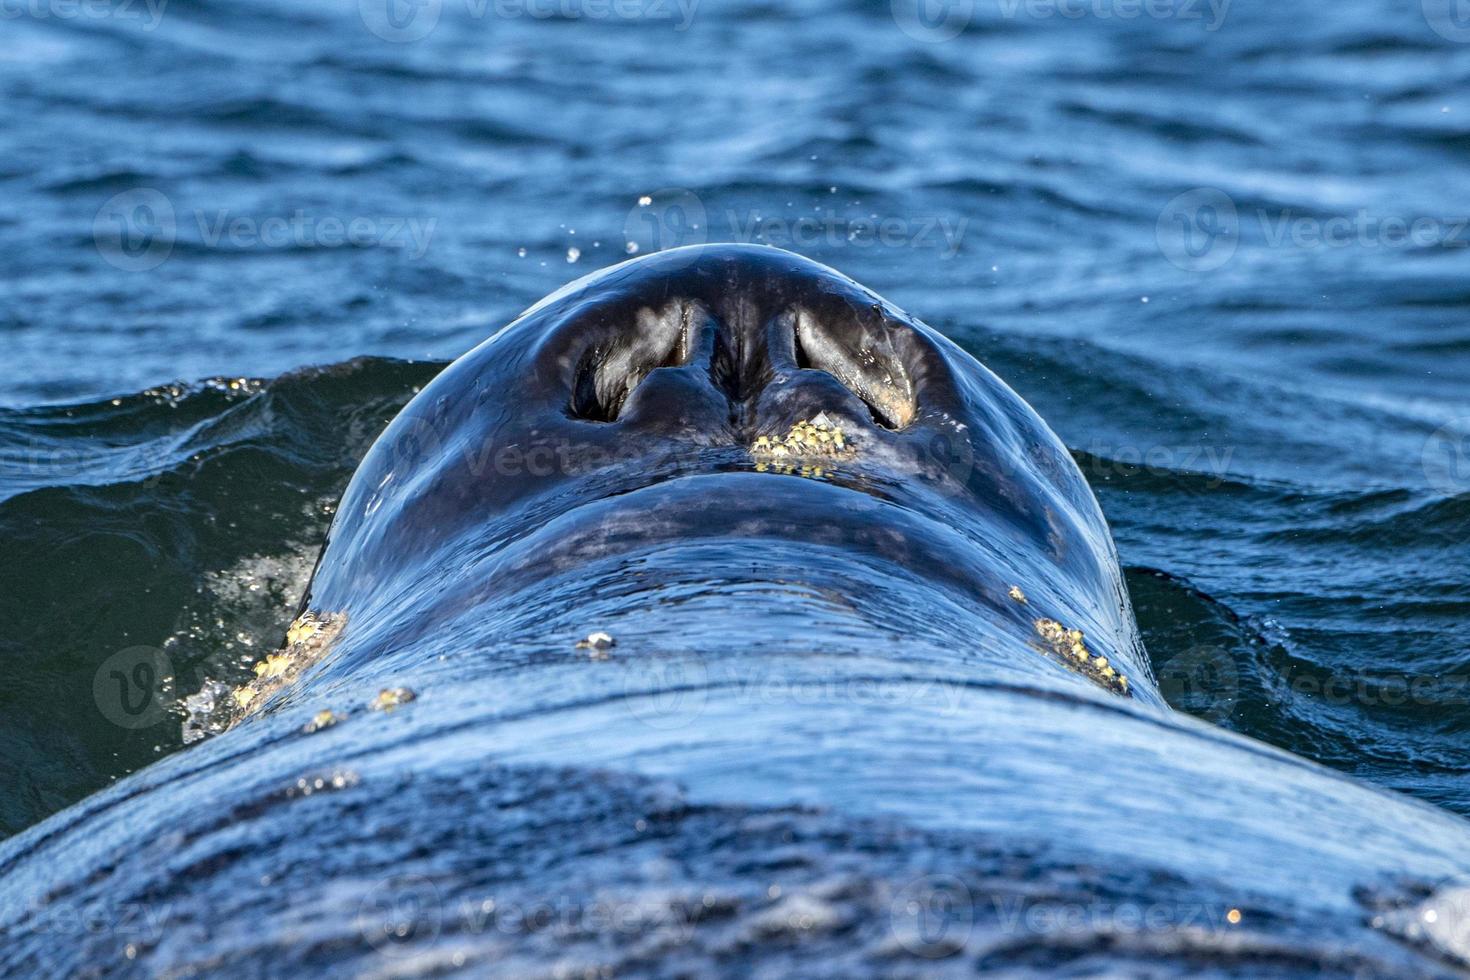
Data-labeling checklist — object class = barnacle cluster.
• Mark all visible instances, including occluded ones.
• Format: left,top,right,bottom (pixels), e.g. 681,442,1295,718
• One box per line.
1034,616,1130,696
750,413,854,476
229,610,346,722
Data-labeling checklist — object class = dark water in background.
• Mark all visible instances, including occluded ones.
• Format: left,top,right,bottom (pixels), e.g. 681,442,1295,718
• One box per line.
0,0,1468,838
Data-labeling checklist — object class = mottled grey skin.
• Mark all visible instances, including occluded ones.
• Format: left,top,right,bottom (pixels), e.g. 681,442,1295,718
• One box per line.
3,245,1470,978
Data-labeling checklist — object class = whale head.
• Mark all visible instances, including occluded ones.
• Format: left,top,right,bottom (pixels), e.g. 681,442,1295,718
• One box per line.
301,244,1156,704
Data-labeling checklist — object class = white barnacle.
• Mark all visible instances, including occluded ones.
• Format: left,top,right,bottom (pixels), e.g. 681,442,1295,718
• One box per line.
576,631,616,655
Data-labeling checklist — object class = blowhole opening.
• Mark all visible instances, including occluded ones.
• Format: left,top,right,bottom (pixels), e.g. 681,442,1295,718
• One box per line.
791,312,915,430
567,305,701,423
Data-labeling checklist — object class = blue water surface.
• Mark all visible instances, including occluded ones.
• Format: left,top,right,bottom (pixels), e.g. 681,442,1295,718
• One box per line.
0,0,1468,835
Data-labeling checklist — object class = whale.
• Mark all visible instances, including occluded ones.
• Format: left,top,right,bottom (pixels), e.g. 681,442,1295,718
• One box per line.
4,244,1470,977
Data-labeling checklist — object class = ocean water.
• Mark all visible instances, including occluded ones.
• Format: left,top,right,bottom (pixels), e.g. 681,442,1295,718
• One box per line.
0,0,1468,839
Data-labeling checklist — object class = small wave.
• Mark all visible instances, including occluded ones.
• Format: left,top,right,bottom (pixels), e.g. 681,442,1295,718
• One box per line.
0,358,439,836
40,168,165,195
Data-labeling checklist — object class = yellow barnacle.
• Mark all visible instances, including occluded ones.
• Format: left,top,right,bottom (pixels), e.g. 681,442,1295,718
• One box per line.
286,615,321,647
233,687,256,709
253,653,291,679
371,687,416,712
302,709,342,734
1032,614,1132,698
752,418,853,466
1007,586,1027,604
